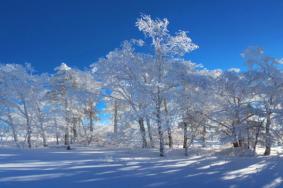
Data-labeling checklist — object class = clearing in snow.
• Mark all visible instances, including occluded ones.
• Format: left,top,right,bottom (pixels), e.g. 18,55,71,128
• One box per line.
0,147,283,188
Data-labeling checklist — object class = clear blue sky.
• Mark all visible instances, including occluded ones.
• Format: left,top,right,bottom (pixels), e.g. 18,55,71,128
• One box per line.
0,0,283,73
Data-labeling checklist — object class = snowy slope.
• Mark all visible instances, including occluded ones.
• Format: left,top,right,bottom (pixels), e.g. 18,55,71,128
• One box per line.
0,147,282,188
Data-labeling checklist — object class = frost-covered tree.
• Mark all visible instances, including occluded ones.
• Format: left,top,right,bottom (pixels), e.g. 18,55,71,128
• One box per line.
242,47,283,155
93,41,152,148
71,69,100,144
135,15,198,156
94,15,198,156
0,64,44,148
214,69,256,150
2,15,283,159
49,63,101,148
174,64,217,155
49,63,78,149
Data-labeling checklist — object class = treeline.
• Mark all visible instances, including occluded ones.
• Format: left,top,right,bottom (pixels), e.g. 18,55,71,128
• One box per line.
1,15,283,156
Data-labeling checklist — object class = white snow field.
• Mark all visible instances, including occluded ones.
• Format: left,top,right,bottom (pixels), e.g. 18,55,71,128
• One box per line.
0,147,283,188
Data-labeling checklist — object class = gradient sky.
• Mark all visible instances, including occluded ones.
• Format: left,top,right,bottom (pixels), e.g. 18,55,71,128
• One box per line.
0,0,283,73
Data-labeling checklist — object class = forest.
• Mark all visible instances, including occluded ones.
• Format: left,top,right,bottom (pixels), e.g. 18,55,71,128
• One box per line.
1,15,283,159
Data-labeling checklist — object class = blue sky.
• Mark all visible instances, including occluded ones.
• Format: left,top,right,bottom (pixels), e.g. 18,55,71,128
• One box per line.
0,0,283,73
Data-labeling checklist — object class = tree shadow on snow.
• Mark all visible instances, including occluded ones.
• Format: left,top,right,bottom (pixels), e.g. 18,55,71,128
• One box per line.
0,147,282,188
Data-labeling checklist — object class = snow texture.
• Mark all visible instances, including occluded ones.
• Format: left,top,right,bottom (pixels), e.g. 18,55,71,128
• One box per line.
0,147,283,188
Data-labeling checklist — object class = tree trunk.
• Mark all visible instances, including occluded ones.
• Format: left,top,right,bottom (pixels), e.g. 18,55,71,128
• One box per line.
87,106,94,145
65,126,71,150
264,114,271,155
27,126,32,148
41,130,47,147
56,133,59,145
8,115,18,144
54,119,59,145
138,118,148,148
89,112,94,132
87,99,94,133
72,118,78,143
164,99,173,148
64,98,71,150
26,115,32,148
146,117,154,148
167,128,173,149
253,123,261,152
113,101,118,135
183,122,188,156
11,126,18,144
39,121,47,147
156,93,164,157
64,133,67,145
23,100,32,148
36,104,47,147
158,123,164,157
202,125,206,147
156,48,164,157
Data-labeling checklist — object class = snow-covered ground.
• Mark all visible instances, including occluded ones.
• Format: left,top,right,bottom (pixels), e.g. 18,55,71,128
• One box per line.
0,146,283,188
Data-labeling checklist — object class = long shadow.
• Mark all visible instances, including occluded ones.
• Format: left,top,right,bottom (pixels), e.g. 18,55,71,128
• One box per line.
0,147,282,188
